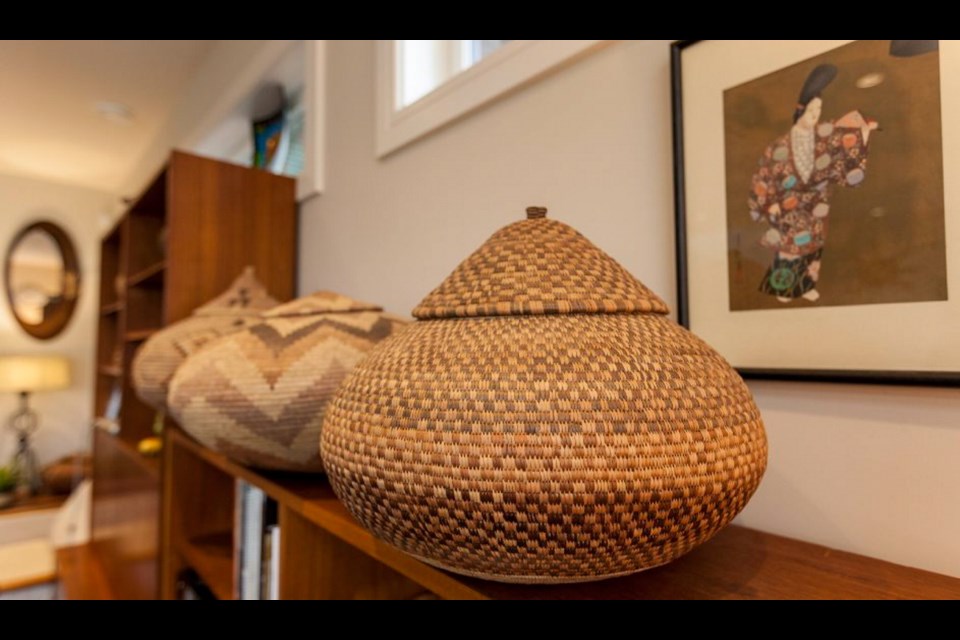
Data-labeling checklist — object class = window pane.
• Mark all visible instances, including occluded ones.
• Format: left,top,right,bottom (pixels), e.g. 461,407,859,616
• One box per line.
398,40,511,108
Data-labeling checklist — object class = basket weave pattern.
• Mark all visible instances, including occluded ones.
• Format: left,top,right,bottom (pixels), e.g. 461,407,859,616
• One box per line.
131,267,279,411
413,213,669,319
321,209,767,583
323,314,766,582
169,292,407,472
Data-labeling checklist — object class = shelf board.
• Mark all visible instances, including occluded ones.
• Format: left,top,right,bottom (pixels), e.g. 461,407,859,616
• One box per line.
127,261,166,288
98,364,123,377
168,428,485,600
125,328,160,342
167,428,960,601
100,301,124,315
177,532,233,600
96,429,160,479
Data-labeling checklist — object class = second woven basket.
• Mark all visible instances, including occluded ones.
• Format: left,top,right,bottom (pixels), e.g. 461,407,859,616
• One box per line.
168,291,407,472
321,207,768,584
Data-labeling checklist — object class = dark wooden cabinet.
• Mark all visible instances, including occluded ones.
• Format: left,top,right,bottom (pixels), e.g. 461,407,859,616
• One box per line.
91,151,296,599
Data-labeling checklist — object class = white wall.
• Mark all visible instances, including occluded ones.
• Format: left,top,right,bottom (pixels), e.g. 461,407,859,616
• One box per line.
119,40,295,202
299,39,960,578
0,173,112,465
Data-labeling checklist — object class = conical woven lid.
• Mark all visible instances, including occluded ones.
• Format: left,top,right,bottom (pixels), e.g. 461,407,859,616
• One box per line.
193,267,280,317
263,290,383,318
413,207,669,319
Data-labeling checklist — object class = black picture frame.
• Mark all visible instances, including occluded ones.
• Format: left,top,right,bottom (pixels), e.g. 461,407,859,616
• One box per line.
670,39,960,387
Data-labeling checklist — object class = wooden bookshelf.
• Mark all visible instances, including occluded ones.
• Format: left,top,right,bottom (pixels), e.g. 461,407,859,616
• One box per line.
127,261,166,288
177,532,233,600
160,428,960,600
101,429,161,478
162,428,428,600
123,328,159,342
91,151,297,600
97,364,122,378
100,301,124,316
57,545,112,600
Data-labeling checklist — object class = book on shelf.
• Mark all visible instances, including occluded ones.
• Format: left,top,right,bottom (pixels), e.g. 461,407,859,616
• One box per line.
234,480,280,600
262,524,280,600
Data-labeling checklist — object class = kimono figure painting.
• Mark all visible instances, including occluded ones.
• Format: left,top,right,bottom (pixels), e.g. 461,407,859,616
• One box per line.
748,64,880,303
724,40,946,312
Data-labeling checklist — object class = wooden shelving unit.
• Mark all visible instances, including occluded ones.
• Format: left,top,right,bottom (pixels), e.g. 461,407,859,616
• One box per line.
102,429,161,478
177,532,233,600
162,428,430,600
161,428,960,600
127,261,166,288
97,364,122,378
123,329,159,342
91,151,297,600
100,301,124,316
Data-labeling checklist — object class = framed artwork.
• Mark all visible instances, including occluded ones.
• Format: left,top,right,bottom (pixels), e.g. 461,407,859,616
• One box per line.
672,40,960,386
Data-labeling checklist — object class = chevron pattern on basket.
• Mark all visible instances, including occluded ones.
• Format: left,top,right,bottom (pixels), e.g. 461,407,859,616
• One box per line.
169,298,406,472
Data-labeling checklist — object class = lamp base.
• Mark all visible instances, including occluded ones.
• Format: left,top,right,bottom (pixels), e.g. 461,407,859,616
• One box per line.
12,434,41,496
6,392,42,495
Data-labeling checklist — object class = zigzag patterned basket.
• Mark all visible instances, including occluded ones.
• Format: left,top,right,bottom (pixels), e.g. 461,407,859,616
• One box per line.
321,207,768,583
168,291,407,472
131,267,279,412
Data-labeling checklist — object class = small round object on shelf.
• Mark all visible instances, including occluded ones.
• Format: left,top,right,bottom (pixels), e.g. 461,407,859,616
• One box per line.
137,437,163,457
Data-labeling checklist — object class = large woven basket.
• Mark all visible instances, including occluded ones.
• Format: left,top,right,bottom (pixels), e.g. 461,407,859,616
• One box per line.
131,267,279,411
168,291,407,472
321,207,768,584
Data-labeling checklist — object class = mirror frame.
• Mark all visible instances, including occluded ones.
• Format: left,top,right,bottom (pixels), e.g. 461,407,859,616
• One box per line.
4,220,81,340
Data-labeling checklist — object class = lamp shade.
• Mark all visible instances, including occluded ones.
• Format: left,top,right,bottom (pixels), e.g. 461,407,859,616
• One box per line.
0,356,71,393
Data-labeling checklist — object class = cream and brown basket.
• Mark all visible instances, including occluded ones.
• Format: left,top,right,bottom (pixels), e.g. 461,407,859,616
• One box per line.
168,291,407,472
321,207,768,584
131,267,279,411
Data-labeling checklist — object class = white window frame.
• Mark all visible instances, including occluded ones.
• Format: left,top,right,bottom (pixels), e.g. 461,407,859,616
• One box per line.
298,39,326,202
376,40,606,157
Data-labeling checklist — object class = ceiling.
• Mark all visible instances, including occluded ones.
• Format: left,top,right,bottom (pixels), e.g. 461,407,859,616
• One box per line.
0,40,214,193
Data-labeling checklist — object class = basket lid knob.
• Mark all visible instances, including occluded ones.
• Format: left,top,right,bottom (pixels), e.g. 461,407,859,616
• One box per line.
526,206,548,219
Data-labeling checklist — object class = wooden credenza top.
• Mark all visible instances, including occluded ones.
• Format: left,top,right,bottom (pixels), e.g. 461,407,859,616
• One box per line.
160,429,960,601
460,525,960,600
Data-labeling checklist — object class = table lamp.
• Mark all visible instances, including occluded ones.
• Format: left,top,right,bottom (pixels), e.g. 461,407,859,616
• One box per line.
0,356,71,494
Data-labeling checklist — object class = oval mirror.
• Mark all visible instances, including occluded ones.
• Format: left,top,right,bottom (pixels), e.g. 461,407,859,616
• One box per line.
4,221,81,340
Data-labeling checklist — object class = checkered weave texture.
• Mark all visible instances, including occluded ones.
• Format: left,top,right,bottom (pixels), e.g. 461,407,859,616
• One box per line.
131,267,279,411
413,207,669,318
168,292,407,472
321,208,767,583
